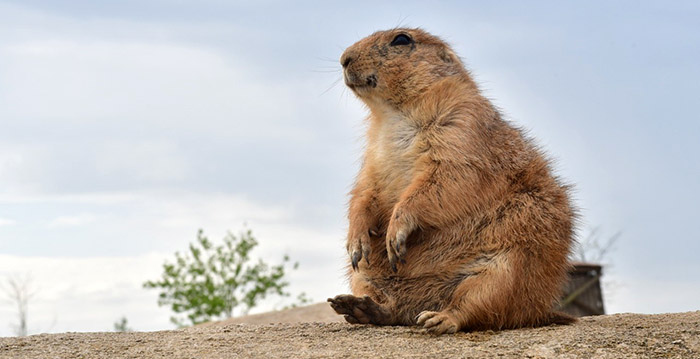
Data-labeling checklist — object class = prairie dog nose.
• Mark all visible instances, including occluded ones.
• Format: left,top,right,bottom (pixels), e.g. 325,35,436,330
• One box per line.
341,55,353,68
340,49,356,68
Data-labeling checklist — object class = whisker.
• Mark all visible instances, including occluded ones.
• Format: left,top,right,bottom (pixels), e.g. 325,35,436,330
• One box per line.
316,55,339,63
312,69,342,73
341,85,353,108
320,77,343,97
395,15,410,29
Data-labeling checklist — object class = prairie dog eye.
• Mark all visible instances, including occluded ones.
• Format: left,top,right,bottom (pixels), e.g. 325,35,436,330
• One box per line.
390,34,413,46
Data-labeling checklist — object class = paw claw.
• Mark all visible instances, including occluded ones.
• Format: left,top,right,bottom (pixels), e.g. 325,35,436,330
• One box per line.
328,294,390,325
351,250,361,271
415,310,434,325
385,209,415,271
344,314,359,324
347,230,371,270
416,310,460,335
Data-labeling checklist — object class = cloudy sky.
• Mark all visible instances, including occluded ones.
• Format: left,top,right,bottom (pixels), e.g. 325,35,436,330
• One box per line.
1,1,698,336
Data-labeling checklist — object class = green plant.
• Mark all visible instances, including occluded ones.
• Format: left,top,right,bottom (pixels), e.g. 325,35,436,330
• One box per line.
113,316,133,332
143,228,304,327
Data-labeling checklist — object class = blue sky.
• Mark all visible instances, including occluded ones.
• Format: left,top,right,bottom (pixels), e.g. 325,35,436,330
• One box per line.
1,1,699,336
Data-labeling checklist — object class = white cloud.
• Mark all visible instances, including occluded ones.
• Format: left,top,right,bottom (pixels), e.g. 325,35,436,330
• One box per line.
0,253,171,336
605,275,700,315
0,188,349,334
153,191,292,227
0,152,23,169
0,0,698,337
0,189,346,256
0,248,347,337
47,213,98,228
0,146,43,193
0,37,313,143
94,140,189,183
0,13,350,198
0,192,137,205
0,218,16,227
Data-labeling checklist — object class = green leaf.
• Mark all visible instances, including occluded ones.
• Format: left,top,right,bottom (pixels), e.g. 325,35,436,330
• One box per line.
142,227,303,327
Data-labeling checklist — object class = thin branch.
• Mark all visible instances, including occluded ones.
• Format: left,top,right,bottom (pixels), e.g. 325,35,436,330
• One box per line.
1,274,36,337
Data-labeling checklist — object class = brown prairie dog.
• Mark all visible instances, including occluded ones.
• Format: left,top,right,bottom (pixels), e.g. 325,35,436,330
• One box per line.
328,28,576,335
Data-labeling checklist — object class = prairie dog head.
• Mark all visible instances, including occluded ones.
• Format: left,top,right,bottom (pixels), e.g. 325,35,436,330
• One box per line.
340,28,466,111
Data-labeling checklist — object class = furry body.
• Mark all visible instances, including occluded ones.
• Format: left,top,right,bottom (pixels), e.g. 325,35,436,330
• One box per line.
328,28,576,334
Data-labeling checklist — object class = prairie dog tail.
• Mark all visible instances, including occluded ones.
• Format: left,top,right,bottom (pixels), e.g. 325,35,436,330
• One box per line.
548,311,577,325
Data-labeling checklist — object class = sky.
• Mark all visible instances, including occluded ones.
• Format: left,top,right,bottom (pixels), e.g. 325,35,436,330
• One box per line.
0,1,699,336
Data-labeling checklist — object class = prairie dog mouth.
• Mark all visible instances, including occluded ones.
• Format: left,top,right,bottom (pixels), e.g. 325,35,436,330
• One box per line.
344,73,378,90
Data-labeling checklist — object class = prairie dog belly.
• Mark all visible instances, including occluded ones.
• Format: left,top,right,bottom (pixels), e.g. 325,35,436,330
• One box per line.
367,112,423,205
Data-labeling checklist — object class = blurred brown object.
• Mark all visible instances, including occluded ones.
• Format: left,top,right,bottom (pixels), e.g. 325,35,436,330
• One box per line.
558,262,605,317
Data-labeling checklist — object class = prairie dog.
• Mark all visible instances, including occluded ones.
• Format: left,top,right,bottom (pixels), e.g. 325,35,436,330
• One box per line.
328,28,576,334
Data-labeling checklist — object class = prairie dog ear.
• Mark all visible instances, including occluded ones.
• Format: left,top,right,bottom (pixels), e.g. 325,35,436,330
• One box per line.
438,47,458,64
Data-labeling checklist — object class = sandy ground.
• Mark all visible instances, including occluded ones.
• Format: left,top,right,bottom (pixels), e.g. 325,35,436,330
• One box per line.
197,303,345,326
1,304,699,358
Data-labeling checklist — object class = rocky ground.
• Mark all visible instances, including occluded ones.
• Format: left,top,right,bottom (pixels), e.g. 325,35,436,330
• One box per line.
1,304,699,358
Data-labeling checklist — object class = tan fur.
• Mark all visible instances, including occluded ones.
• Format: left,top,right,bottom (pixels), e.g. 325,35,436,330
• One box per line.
327,28,576,335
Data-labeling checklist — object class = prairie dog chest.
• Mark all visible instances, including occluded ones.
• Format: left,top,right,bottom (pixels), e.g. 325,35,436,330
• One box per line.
367,113,422,198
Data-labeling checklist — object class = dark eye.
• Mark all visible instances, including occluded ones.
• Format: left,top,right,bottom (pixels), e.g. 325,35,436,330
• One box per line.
390,34,413,46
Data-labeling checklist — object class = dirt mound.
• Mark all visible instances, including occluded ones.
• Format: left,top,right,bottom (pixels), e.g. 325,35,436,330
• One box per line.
1,306,699,358
197,302,344,326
